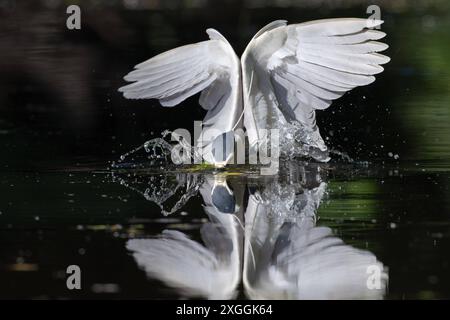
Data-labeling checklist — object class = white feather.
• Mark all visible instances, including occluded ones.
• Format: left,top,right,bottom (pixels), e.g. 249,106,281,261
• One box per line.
119,30,242,164
242,18,390,159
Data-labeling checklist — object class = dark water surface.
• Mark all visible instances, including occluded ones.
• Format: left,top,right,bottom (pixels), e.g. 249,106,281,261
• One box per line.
0,1,450,299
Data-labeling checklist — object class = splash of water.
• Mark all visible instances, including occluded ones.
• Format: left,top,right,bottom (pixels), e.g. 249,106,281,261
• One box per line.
112,130,204,170
276,120,330,162
258,179,326,224
112,122,355,171
112,141,171,170
277,120,359,164
111,171,202,216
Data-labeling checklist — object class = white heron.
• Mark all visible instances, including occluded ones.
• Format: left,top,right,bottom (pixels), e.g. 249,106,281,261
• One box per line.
119,18,390,166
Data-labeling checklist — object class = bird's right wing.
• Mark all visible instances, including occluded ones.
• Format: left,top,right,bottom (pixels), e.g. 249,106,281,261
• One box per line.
242,19,390,160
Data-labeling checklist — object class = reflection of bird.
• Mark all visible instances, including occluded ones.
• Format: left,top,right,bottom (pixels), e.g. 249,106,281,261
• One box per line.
126,174,242,299
125,165,388,300
244,166,387,299
120,19,389,166
244,191,388,300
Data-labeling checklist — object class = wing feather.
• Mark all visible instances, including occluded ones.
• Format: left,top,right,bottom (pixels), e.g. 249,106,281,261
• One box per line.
272,18,390,112
199,78,230,110
297,60,376,87
119,30,243,165
294,18,383,37
242,18,390,159
119,38,232,105
300,41,388,54
300,29,387,44
160,74,218,107
121,68,206,98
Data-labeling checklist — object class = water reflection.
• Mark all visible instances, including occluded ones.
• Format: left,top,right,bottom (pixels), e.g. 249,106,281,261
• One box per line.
117,163,388,299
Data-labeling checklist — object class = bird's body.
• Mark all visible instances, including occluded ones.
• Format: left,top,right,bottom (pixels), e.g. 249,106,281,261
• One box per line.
119,18,390,166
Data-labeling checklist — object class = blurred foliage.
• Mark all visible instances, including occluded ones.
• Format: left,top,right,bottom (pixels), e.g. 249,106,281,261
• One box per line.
319,179,380,223
391,16,450,164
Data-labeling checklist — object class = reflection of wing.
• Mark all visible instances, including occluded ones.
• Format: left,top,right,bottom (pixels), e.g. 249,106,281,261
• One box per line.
127,231,226,299
242,19,389,158
127,229,237,299
127,175,241,300
243,178,387,300
269,225,388,300
119,29,242,165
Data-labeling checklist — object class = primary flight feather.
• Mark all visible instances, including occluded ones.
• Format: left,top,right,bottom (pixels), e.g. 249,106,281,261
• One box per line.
119,18,390,166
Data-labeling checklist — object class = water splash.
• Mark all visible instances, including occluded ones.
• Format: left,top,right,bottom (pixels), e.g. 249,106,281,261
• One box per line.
278,120,359,164
112,135,172,170
112,130,204,170
112,123,356,171
329,149,355,163
111,171,202,216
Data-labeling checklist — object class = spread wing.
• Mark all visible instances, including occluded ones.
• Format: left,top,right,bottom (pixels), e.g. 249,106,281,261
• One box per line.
242,18,390,160
119,29,242,165
120,30,232,106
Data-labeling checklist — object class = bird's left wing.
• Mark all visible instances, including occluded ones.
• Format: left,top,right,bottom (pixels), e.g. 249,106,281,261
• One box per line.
119,29,243,165
242,18,390,160
119,29,236,106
